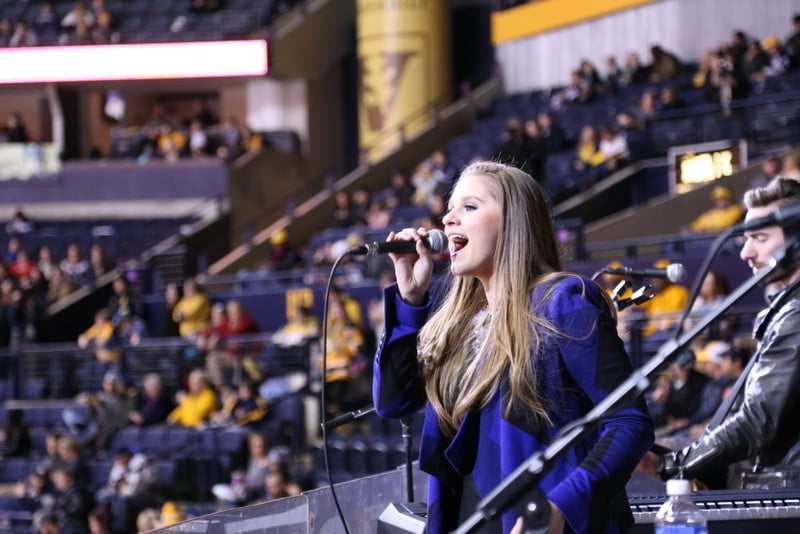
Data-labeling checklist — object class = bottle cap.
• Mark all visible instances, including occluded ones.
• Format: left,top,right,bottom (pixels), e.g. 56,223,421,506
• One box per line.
666,478,692,496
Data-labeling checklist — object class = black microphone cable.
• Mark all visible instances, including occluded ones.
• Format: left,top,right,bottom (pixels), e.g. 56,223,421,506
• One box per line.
318,251,352,534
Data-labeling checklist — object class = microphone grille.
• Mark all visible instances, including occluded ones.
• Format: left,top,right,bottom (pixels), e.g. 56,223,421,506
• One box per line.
666,263,687,283
427,229,448,254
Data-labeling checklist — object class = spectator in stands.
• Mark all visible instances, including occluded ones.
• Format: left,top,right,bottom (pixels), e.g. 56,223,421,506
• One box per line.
647,350,708,430
632,89,658,128
741,40,769,82
167,369,218,428
212,432,274,507
5,207,34,235
270,304,320,347
598,123,629,172
88,243,113,285
13,466,49,514
664,342,739,438
61,1,95,38
615,111,648,159
96,445,157,533
188,118,208,158
429,149,457,189
156,122,188,162
32,3,60,44
536,112,568,152
688,270,731,338
55,436,91,489
6,112,28,143
621,51,650,86
251,467,300,504
522,118,547,183
214,299,261,386
9,249,35,285
128,373,174,427
265,229,303,272
0,408,31,458
37,245,56,280
365,198,392,230
157,282,182,338
786,13,800,61
136,508,160,533
90,2,116,44
494,118,529,171
686,184,744,234
349,186,372,227
14,288,44,343
34,432,63,481
46,267,76,305
0,17,12,47
107,275,141,326
750,155,782,189
761,35,792,78
3,237,20,265
603,55,622,92
47,465,93,534
322,295,365,418
172,277,211,341
60,243,90,287
550,69,593,108
410,161,439,210
77,370,134,450
210,379,268,427
78,308,121,365
649,44,682,81
639,258,690,339
572,124,605,174
9,21,38,47
382,171,416,209
657,85,686,113
332,190,355,228
158,501,185,527
215,116,244,161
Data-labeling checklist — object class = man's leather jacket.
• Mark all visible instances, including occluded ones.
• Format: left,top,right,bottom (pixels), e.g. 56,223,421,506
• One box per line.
663,284,800,479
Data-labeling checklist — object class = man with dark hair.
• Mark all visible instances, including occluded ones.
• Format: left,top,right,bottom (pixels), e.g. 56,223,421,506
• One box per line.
662,177,800,488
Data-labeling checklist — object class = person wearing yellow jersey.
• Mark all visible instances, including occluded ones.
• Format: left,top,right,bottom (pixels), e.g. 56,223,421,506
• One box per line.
167,369,218,428
321,297,364,419
639,259,690,338
78,308,120,363
688,185,744,233
172,277,211,340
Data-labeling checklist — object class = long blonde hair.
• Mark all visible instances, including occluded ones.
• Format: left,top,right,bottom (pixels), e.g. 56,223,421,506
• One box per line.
418,162,564,437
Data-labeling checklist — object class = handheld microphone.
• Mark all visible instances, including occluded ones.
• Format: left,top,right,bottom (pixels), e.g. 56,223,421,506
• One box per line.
348,229,448,256
602,263,687,283
735,202,800,233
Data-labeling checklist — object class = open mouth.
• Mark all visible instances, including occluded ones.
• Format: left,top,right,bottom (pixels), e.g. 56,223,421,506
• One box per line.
450,234,468,255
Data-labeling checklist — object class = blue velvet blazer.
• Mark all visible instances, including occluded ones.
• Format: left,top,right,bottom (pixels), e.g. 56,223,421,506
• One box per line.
373,276,654,533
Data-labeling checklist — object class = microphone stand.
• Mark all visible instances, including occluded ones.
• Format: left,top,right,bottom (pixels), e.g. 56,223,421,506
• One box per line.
455,251,788,534
323,405,418,504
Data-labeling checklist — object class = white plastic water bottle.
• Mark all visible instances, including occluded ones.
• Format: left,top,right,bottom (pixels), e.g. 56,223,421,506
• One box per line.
654,479,708,534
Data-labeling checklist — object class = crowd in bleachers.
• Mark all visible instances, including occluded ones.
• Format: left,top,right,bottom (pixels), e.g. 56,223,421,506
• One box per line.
0,0,301,48
4,6,800,533
444,14,800,205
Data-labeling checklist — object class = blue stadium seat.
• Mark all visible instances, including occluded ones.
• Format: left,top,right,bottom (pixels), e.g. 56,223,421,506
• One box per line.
0,458,31,483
